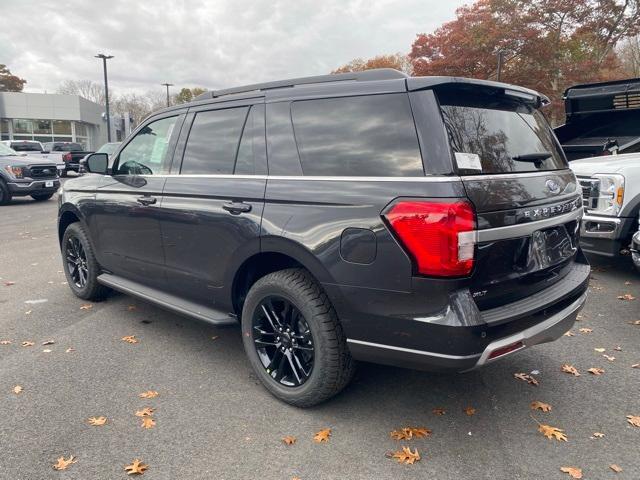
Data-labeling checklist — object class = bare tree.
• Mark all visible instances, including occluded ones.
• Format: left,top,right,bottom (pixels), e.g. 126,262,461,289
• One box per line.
57,80,106,105
619,35,640,76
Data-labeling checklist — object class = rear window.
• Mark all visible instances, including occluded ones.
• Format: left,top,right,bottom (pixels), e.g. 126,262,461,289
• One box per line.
291,94,424,177
10,141,42,152
438,90,567,175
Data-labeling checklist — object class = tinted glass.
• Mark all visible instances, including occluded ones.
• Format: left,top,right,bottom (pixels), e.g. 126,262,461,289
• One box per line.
291,94,424,177
181,107,249,175
234,106,265,175
117,116,177,175
438,90,567,175
11,141,42,152
266,102,303,175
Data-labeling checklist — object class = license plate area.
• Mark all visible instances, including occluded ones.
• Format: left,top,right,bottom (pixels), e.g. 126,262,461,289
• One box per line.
45,181,54,188
527,225,577,272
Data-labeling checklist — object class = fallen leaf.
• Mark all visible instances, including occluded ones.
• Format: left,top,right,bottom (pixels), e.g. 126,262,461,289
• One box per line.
579,328,593,334
53,456,77,471
42,349,52,353
127,305,137,311
87,416,107,426
627,415,640,427
603,355,616,362
390,427,431,440
617,294,636,301
122,335,138,344
625,281,631,285
25,310,32,315
514,373,539,386
80,304,93,310
4,281,15,286
13,385,23,394
65,348,75,353
389,446,421,465
432,407,446,415
563,331,575,337
629,320,640,325
588,367,605,375
313,428,331,443
530,401,552,412
594,347,605,353
21,341,35,347
139,390,159,399
211,336,219,341
0,340,12,345
610,464,623,473
282,435,296,445
560,466,582,479
562,364,580,376
538,424,567,441
592,432,605,438
464,406,476,416
632,364,639,369
42,340,55,346
141,417,156,429
124,459,148,475
135,407,155,417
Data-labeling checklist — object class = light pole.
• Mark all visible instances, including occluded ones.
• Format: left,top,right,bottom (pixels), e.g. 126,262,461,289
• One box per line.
496,49,506,82
95,53,114,142
161,83,174,107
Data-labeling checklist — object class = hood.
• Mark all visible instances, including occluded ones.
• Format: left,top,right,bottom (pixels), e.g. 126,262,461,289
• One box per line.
569,153,640,176
0,154,57,166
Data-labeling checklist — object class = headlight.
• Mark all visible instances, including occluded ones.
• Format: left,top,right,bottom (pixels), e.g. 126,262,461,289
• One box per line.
3,165,25,179
592,173,624,216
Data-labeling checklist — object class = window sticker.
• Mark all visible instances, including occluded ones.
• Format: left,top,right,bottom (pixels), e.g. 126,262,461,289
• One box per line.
455,152,482,172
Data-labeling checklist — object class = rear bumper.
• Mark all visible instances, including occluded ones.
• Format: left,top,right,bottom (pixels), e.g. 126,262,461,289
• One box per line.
338,256,590,372
347,292,586,372
7,179,60,196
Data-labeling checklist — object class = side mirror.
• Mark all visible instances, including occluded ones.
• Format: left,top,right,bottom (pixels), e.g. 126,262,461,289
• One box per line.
84,153,109,174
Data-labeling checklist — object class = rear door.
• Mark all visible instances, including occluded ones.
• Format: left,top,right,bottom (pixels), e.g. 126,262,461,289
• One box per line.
429,85,583,309
89,113,183,288
159,101,267,308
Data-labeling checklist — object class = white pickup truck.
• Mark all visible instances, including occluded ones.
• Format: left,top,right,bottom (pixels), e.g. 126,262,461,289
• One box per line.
571,153,640,272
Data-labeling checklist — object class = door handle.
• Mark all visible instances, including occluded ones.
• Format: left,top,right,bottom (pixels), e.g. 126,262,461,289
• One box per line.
136,195,157,206
222,201,252,214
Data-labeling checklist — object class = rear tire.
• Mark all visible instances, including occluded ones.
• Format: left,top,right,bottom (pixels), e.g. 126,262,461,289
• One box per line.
241,268,355,407
0,181,12,206
31,192,54,202
61,222,109,301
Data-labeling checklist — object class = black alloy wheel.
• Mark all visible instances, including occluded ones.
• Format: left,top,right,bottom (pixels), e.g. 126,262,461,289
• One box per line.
252,295,315,387
65,235,89,289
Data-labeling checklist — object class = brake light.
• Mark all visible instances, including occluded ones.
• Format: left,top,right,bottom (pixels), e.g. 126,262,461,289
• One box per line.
384,200,476,277
63,153,72,162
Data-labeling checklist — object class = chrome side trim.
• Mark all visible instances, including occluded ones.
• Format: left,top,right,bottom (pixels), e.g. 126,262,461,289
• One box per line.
477,207,583,242
135,174,460,182
346,339,480,360
460,169,574,181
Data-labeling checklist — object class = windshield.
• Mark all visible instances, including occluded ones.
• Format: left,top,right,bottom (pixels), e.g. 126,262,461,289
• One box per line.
96,143,119,155
0,143,18,156
10,141,42,152
438,90,567,175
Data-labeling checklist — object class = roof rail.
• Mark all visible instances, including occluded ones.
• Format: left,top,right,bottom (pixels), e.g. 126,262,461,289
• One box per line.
193,68,407,101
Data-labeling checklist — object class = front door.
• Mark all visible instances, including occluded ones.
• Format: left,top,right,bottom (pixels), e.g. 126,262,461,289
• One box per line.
159,103,267,308
90,114,184,288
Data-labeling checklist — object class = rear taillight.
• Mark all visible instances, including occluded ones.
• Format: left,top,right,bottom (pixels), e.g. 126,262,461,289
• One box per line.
63,153,72,162
383,200,476,277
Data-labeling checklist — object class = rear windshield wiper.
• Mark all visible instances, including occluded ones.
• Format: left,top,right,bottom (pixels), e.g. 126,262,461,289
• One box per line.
512,152,552,163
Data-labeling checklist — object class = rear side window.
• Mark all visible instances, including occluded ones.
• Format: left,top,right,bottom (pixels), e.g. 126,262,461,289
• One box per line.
181,107,249,175
438,90,567,175
291,94,424,177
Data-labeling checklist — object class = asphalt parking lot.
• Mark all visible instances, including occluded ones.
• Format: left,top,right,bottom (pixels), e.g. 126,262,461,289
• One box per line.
0,186,638,480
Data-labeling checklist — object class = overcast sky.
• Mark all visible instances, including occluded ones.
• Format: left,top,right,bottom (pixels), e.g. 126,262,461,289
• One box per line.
1,0,467,96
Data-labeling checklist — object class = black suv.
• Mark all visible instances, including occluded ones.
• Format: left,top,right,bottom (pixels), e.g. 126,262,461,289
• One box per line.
58,69,589,406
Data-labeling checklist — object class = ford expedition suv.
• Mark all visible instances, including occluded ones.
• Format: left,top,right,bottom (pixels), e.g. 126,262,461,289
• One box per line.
58,69,589,406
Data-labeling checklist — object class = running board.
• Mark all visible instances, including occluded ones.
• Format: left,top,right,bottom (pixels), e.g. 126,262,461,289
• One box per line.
97,273,236,325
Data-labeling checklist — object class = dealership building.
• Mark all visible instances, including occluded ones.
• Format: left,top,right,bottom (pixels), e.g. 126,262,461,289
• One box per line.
0,91,110,150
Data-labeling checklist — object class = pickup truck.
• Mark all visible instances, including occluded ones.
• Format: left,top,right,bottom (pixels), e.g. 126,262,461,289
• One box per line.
41,142,93,177
0,142,60,205
1,140,45,153
554,78,640,160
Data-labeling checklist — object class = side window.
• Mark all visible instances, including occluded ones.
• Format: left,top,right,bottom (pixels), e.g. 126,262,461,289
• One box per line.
117,116,178,175
266,102,303,175
234,105,265,175
180,107,249,175
291,94,424,177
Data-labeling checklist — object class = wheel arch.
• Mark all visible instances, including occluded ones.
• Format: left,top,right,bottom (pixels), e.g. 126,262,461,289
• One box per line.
58,204,84,245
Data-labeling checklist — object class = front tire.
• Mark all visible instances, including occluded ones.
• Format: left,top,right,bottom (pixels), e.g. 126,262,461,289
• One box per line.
61,223,109,301
241,268,355,407
31,192,54,202
0,181,12,205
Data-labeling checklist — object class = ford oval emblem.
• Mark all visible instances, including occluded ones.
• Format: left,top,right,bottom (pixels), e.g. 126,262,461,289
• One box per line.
546,179,561,194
